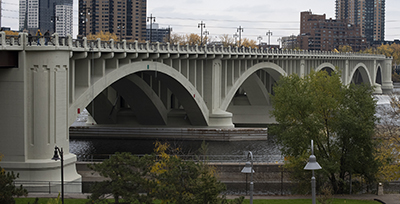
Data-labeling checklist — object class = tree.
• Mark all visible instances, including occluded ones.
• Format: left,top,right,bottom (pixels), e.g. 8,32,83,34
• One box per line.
375,96,400,182
150,141,226,204
270,70,379,194
185,33,201,46
361,44,400,82
219,34,235,47
338,45,353,53
241,38,257,49
86,31,118,41
0,154,28,204
88,152,155,204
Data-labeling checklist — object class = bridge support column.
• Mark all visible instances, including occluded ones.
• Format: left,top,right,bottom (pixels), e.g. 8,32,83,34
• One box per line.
0,50,81,192
381,59,394,94
205,59,234,127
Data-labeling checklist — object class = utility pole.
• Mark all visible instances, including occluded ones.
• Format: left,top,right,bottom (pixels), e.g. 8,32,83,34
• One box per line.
266,30,273,46
147,14,156,43
237,26,244,46
198,21,206,46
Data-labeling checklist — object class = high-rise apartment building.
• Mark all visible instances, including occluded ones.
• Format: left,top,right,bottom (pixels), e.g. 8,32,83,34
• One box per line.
19,0,73,37
336,0,385,43
78,0,147,41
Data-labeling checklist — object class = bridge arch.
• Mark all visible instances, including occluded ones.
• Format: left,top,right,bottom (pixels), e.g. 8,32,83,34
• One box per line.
220,62,286,110
69,61,209,126
349,62,373,86
315,62,337,73
376,64,383,85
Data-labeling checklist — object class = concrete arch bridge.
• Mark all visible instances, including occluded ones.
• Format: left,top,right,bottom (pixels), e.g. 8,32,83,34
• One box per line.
0,32,393,191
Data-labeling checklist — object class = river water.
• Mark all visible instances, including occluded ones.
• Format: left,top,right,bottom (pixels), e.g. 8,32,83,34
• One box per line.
70,85,399,163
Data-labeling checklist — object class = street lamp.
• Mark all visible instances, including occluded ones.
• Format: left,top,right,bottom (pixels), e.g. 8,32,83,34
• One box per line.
241,151,255,204
52,146,64,204
304,140,322,204
257,36,263,49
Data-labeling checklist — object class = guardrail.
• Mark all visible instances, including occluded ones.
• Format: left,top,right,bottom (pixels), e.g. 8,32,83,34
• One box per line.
75,153,284,163
0,32,389,60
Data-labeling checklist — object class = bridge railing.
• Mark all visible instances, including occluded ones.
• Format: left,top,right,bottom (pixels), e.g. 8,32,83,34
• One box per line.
0,32,390,60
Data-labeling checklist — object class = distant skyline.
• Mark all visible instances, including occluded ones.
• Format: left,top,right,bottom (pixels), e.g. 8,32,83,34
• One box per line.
2,0,399,44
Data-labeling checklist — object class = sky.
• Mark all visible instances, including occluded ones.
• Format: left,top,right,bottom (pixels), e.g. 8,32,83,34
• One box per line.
2,0,399,44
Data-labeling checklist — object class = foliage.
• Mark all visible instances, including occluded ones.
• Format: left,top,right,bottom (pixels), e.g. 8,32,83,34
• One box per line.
4,30,19,36
86,31,118,41
46,192,61,204
374,95,400,182
87,152,156,204
150,141,226,204
219,34,236,47
317,184,334,204
270,70,379,194
241,38,258,49
0,154,28,204
361,44,400,81
338,45,353,53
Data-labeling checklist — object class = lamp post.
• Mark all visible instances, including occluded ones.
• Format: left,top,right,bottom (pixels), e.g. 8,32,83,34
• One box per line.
241,151,254,204
257,36,263,49
233,33,238,46
304,140,322,204
52,146,64,204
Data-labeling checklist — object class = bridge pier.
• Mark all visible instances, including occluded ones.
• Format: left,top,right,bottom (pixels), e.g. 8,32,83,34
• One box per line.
0,49,81,192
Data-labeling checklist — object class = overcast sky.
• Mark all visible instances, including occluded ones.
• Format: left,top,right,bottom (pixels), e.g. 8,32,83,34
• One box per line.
2,0,399,43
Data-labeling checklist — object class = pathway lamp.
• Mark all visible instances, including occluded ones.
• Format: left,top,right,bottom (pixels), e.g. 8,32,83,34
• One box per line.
241,151,255,204
51,146,64,204
304,140,322,204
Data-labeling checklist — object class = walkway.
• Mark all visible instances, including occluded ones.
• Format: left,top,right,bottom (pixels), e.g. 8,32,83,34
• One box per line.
26,193,400,204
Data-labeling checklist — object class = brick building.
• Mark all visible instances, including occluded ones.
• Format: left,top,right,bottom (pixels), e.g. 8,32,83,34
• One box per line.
298,11,367,52
79,0,147,41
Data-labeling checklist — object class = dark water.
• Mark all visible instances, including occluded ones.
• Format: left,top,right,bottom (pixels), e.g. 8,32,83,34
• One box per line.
69,135,283,163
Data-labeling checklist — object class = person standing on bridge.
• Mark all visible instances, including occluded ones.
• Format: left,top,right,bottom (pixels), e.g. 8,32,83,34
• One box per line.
36,29,42,46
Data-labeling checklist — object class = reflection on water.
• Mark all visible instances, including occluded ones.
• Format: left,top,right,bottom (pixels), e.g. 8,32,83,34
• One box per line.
70,135,283,163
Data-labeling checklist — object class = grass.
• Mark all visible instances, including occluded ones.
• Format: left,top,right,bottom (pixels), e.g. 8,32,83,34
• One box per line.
15,198,380,204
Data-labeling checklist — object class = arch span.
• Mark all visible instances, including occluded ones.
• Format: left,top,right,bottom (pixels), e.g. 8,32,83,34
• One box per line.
220,62,287,110
349,63,373,86
69,61,209,126
316,62,337,73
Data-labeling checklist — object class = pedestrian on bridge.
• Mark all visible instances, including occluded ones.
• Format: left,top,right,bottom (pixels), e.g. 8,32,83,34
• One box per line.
36,29,42,46
44,30,50,45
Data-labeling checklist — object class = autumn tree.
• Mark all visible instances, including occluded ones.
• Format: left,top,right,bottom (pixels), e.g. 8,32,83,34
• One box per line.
0,154,28,204
185,33,201,46
270,70,379,194
375,95,400,182
150,141,226,204
338,45,353,53
241,38,258,49
361,44,400,82
86,31,119,41
219,34,236,47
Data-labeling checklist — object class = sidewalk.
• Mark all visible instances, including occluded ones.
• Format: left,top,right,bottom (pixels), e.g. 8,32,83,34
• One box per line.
226,194,400,204
26,193,400,204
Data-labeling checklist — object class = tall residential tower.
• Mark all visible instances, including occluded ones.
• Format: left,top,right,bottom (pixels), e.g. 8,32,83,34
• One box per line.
19,0,73,36
78,0,147,41
336,0,385,44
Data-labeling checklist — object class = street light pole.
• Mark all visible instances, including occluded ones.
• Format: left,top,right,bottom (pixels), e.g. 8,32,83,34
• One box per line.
304,140,322,204
203,30,209,45
147,14,156,43
51,146,64,204
266,30,273,46
198,21,206,46
257,36,263,49
237,26,244,46
241,151,254,204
